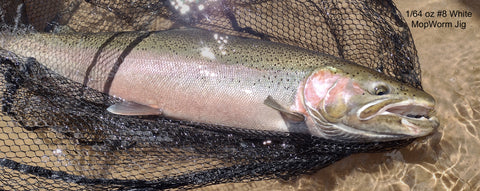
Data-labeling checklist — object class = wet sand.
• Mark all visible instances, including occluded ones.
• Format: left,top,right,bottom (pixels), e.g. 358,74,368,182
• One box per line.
199,0,480,190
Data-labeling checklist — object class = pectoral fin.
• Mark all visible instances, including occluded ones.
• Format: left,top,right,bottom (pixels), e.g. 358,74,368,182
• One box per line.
264,96,305,122
107,101,162,116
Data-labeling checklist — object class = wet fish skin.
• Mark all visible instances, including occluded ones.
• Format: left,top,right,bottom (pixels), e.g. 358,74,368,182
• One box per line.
0,28,439,142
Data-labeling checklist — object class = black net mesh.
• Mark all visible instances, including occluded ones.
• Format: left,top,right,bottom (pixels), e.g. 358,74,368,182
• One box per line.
0,0,421,190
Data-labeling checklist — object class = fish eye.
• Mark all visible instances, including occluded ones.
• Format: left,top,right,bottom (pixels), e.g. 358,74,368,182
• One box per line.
373,84,390,95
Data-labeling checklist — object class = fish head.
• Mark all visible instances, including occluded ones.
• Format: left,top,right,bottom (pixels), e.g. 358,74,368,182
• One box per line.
301,65,439,142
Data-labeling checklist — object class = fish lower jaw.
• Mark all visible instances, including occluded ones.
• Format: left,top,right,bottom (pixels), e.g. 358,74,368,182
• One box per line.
310,120,415,142
400,117,434,136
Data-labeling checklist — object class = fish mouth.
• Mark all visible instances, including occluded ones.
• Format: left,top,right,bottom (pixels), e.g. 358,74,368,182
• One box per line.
357,99,439,136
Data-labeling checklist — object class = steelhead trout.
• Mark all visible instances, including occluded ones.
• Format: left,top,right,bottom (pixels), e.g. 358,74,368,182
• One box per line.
0,28,439,142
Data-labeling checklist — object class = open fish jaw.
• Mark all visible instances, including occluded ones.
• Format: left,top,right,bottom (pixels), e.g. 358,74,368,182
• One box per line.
358,99,435,120
355,99,439,137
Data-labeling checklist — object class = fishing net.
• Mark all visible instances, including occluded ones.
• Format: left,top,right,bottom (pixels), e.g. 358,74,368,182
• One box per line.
0,0,421,190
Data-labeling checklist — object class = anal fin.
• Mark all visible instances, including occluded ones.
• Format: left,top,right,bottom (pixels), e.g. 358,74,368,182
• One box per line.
107,101,162,116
